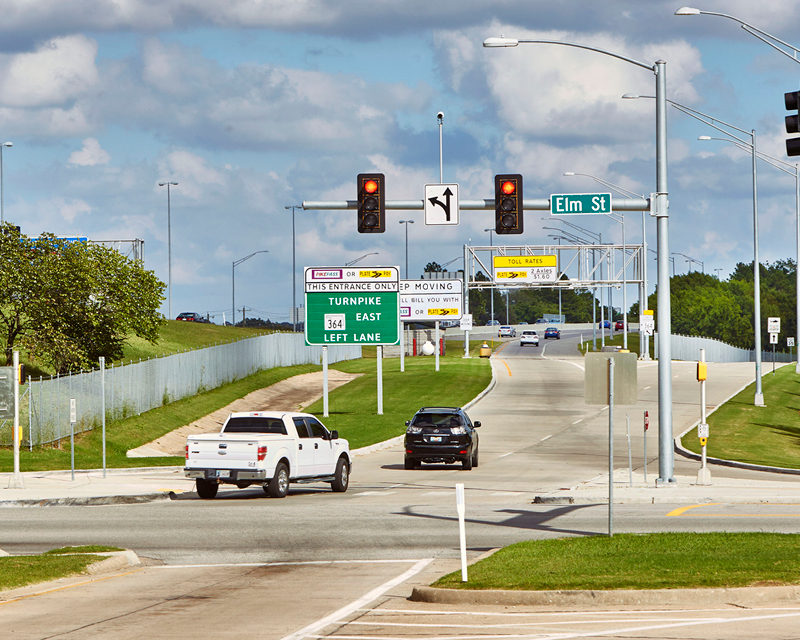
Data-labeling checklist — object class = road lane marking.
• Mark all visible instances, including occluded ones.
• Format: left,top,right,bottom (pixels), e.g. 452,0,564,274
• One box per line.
354,491,397,497
491,492,523,496
666,503,720,516
498,452,513,458
278,558,433,640
572,419,582,425
540,435,553,442
497,358,512,376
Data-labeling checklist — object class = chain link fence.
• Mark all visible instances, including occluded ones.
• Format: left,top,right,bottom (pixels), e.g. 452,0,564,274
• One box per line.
2,333,360,447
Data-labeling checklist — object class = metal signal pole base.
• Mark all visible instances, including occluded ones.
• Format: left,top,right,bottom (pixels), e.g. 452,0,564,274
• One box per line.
696,466,712,486
754,392,765,407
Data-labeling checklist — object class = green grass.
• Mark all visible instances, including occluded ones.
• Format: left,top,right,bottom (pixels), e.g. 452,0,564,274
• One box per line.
434,532,800,591
0,550,108,592
0,363,322,472
305,341,492,449
682,363,800,470
44,546,124,555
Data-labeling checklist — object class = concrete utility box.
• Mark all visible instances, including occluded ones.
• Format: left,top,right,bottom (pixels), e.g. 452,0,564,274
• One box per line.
585,352,638,405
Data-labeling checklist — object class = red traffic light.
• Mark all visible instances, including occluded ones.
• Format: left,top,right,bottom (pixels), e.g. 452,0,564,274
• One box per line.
501,180,516,195
364,179,379,194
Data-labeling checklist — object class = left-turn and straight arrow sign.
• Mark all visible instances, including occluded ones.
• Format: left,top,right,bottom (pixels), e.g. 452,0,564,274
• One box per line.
424,183,459,225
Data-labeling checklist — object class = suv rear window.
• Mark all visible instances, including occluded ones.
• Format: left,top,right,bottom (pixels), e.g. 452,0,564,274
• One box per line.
411,413,463,427
224,417,287,434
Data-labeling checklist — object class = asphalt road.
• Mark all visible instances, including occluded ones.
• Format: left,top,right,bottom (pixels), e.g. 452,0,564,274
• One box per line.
3,330,800,639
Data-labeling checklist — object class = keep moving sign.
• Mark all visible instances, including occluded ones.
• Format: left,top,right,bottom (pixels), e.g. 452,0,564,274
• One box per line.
400,279,464,321
305,267,400,345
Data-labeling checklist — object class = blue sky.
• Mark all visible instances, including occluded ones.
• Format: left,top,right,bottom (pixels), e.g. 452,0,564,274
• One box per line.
3,0,800,324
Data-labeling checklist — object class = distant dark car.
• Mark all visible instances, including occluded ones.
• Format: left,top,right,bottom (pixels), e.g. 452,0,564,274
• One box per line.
615,320,625,331
544,327,561,339
176,312,204,322
599,320,611,329
404,407,480,470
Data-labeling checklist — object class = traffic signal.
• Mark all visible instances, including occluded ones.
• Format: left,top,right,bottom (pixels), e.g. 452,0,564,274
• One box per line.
785,89,800,156
494,174,523,234
357,173,385,233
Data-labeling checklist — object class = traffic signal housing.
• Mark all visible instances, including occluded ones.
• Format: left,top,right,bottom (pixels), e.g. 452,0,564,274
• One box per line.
786,90,800,156
495,174,523,234
357,173,385,233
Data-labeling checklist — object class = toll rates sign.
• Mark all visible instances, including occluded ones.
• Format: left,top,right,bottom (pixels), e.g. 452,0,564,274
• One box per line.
305,267,400,346
493,255,557,283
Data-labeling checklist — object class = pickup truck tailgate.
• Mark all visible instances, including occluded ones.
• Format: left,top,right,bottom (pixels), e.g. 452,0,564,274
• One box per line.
186,434,279,470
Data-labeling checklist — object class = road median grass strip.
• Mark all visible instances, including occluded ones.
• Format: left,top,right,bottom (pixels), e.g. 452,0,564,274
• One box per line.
0,547,125,592
434,532,800,591
682,364,800,470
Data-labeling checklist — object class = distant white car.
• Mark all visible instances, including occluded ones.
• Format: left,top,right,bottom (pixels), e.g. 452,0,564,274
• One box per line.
520,330,539,346
498,326,516,338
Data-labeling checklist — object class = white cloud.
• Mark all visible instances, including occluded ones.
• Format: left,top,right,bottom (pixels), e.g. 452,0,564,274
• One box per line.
52,197,92,223
156,149,226,200
69,138,111,166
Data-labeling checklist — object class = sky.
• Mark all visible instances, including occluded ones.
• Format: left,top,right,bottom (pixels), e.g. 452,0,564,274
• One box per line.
3,0,800,324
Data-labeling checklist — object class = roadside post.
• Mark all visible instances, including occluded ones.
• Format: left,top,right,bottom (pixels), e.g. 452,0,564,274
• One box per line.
626,413,632,487
696,349,711,485
455,482,467,581
69,397,77,481
322,346,329,417
585,351,637,537
643,410,649,484
100,356,106,478
768,317,780,377
788,337,795,363
4,352,24,489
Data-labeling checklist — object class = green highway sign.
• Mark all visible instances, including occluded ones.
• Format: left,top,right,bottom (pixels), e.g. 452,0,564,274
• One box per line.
305,266,400,346
550,193,612,215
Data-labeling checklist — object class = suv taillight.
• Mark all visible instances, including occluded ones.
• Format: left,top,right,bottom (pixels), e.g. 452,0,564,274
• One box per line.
258,445,267,461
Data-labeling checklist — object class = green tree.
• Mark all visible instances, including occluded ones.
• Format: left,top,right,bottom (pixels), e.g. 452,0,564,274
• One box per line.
0,225,165,373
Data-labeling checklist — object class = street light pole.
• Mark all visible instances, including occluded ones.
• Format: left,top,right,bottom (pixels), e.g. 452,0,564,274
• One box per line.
1,142,12,224
233,251,269,327
158,181,178,319
484,228,495,324
346,252,379,267
285,205,300,332
399,220,414,278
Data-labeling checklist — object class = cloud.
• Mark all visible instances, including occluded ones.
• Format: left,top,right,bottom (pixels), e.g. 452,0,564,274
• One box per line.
52,197,92,223
69,138,110,166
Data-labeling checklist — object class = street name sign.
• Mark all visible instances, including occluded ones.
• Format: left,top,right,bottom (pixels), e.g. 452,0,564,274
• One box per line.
493,255,557,283
424,184,459,225
400,279,463,321
550,193,612,215
305,267,400,346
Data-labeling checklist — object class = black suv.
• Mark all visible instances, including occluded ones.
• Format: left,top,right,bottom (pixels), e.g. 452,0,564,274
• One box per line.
404,406,480,470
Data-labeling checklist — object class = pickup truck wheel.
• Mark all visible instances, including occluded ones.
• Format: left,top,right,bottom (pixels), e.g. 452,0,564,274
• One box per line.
196,479,218,499
331,458,350,492
266,462,290,498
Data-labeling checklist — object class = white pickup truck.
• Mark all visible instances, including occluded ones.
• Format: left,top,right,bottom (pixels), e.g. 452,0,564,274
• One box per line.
184,411,351,499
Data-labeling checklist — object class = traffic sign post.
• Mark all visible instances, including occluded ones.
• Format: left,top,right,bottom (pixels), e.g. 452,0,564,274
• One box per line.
305,267,400,415
550,193,612,215
768,317,780,376
697,349,711,485
493,255,557,283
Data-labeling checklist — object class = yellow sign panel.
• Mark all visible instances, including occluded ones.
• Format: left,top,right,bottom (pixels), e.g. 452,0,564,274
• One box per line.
494,255,557,269
496,271,527,279
643,309,654,316
697,362,707,381
427,308,459,316
359,269,393,279
699,437,708,446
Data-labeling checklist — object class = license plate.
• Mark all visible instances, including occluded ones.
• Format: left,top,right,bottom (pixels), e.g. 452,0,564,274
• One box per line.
429,436,442,443
217,470,230,478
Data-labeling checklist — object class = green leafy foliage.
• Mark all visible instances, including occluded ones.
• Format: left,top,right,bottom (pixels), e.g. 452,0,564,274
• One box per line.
0,224,165,373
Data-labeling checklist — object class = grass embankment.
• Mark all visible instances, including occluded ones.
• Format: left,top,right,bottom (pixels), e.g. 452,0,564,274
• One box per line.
0,546,124,592
682,363,800,470
434,532,800,591
1,340,491,471
305,340,492,449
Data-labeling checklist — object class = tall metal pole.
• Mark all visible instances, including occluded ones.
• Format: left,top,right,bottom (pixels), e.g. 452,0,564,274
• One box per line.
286,205,300,332
159,181,178,319
485,229,494,324
655,60,674,484
0,143,10,224
399,220,414,278
752,130,765,406
796,166,800,374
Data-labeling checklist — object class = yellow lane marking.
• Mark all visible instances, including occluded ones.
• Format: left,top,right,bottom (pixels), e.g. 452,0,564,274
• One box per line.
666,503,719,516
497,359,512,376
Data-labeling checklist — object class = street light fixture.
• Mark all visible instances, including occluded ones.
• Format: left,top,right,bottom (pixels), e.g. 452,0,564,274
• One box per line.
233,251,268,327
399,220,414,278
0,141,11,224
625,94,765,407
346,252,379,267
675,7,800,64
158,181,178,319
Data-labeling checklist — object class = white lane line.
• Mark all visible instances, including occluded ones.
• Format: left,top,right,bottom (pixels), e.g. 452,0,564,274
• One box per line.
423,491,452,496
498,452,513,458
364,607,800,616
572,419,582,425
643,385,651,389
540,435,553,442
278,558,433,640
490,492,523,496
354,491,397,497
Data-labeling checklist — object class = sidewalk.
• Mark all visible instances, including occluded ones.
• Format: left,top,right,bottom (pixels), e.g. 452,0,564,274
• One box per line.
0,466,191,507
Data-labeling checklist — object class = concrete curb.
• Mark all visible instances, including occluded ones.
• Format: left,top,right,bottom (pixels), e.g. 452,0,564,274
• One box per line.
350,362,497,458
13,466,184,479
0,492,177,508
86,550,141,575
410,584,800,608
